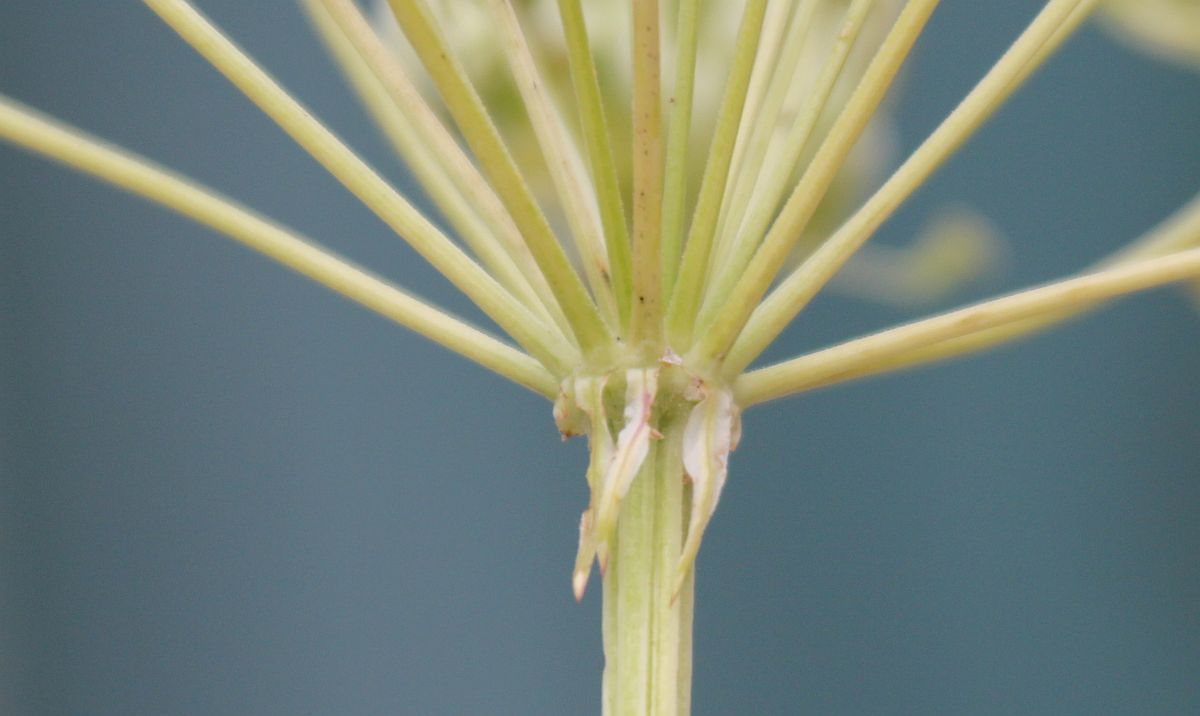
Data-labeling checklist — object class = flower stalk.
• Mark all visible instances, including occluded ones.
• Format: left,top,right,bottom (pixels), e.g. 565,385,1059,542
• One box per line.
143,0,581,375
489,0,621,329
385,0,615,363
691,0,940,371
658,0,699,301
601,399,694,716
0,96,558,397
722,0,1100,377
737,240,1200,406
629,0,666,351
307,0,577,341
557,0,635,327
664,0,768,351
2,0,1196,713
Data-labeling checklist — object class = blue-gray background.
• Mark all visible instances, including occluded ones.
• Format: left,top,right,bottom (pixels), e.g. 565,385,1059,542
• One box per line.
1,2,1198,714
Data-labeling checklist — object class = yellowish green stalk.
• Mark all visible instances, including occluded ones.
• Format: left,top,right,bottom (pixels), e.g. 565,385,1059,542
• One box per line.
487,0,621,330
142,0,579,375
675,543,694,716
303,0,573,345
310,0,577,344
649,416,685,715
602,526,619,716
659,0,700,301
708,0,824,273
736,243,1200,406
1019,2,1102,90
737,190,1200,403
720,0,796,216
724,0,1095,376
629,0,666,352
0,96,557,397
705,0,876,300
690,0,940,372
386,0,614,363
557,0,634,329
614,429,654,715
17,3,1188,714
664,0,770,351
1105,194,1200,264
604,414,693,716
624,0,672,352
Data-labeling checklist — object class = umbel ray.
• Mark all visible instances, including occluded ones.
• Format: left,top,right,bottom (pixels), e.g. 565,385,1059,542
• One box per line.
1,1,1197,713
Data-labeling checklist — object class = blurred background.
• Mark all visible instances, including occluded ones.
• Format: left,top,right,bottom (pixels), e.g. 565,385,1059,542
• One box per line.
1,2,1197,714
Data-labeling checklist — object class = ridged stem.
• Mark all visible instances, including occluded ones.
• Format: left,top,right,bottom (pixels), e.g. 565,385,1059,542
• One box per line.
603,415,694,716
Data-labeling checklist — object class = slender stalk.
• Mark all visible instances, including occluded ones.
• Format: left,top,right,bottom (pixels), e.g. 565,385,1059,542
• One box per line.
614,427,655,714
724,0,1096,376
735,244,1200,406
689,0,940,371
488,0,621,330
1017,1,1101,91
310,0,576,343
602,527,620,716
706,0,877,300
0,96,557,397
664,0,770,350
721,0,796,212
386,0,615,363
659,0,700,301
707,0,840,277
736,190,1200,403
303,0,573,343
142,0,578,375
558,0,634,328
674,543,694,716
629,0,666,351
649,416,685,715
1104,193,1200,264
604,414,693,715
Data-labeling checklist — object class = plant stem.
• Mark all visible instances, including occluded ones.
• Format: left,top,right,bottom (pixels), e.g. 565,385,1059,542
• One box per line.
722,0,1095,376
733,190,1200,403
386,0,615,363
309,0,578,344
664,0,769,351
735,243,1200,406
143,0,580,375
558,0,634,330
0,95,559,398
691,0,940,372
603,414,694,715
659,0,699,302
305,0,574,344
488,0,621,330
629,0,665,352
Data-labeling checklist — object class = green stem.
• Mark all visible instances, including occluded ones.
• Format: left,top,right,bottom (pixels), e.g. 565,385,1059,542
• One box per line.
603,415,694,715
386,0,615,364
663,0,769,351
